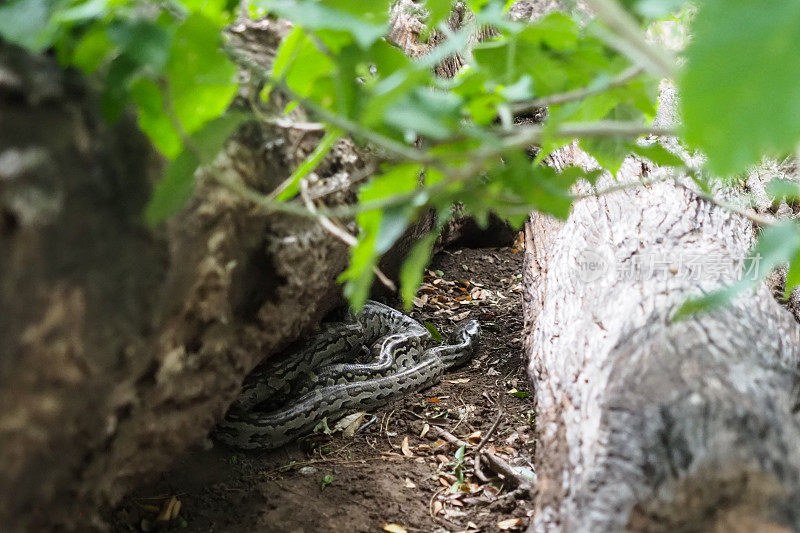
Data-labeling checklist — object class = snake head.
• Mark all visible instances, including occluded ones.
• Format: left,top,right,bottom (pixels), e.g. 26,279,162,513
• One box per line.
452,319,481,343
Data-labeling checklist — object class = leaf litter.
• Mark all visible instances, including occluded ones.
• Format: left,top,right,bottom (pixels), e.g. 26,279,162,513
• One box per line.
111,246,536,532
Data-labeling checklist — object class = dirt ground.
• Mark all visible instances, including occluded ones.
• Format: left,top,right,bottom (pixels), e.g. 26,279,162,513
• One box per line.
111,244,535,532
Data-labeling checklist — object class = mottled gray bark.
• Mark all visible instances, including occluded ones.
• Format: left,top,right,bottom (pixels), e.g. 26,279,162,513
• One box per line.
0,31,365,530
524,112,800,530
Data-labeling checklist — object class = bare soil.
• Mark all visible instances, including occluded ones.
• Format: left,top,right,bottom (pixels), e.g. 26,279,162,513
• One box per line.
111,245,534,533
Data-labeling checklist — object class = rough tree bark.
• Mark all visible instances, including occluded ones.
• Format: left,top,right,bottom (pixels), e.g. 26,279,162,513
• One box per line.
523,89,800,530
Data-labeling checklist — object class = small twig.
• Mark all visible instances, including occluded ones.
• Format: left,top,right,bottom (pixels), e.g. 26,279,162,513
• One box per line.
265,118,327,131
429,425,469,448
499,121,675,152
473,455,490,483
473,411,504,455
511,65,644,114
213,173,317,218
674,181,775,227
480,452,533,489
299,179,358,246
572,172,677,200
584,0,677,79
301,179,398,291
491,486,532,502
269,128,342,201
472,411,503,486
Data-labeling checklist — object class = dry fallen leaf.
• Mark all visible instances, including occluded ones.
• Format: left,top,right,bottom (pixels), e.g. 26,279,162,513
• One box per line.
451,310,470,321
333,411,366,438
428,397,442,403
446,378,471,384
383,524,408,533
467,431,482,444
404,478,416,489
420,423,430,438
498,517,523,530
433,501,443,515
156,496,181,522
401,436,413,457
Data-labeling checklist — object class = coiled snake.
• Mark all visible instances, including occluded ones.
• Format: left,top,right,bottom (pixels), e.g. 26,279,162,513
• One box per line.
214,301,481,449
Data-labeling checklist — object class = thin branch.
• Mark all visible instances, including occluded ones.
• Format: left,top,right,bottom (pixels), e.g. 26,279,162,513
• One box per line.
263,117,326,131
299,180,357,245
572,172,677,200
479,451,533,489
674,181,776,227
299,180,398,292
511,65,644,114
499,121,675,151
429,425,469,448
268,128,342,200
213,173,317,218
584,0,678,79
224,43,433,165
473,411,503,455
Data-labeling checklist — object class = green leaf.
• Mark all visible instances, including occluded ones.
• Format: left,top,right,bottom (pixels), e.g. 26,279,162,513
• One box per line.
54,0,109,23
384,88,463,140
628,0,688,19
321,473,334,488
423,321,443,342
145,112,249,224
276,129,342,200
72,23,113,74
108,18,172,71
494,154,576,219
786,248,800,297
314,418,332,435
0,0,56,52
765,178,800,205
324,0,391,25
523,11,579,51
630,143,684,168
271,26,306,80
681,0,800,176
258,0,387,48
340,164,422,309
400,233,439,308
455,445,466,461
278,32,337,107
144,149,200,226
510,390,532,398
130,78,182,159
101,54,139,122
166,13,237,134
426,0,454,27
181,0,236,25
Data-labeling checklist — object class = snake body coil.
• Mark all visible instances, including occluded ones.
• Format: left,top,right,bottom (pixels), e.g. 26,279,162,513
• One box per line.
214,301,480,449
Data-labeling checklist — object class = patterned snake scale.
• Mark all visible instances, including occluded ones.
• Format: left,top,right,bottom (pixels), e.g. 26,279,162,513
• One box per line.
214,301,481,449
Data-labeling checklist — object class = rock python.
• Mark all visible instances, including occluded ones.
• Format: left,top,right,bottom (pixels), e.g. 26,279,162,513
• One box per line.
214,301,481,449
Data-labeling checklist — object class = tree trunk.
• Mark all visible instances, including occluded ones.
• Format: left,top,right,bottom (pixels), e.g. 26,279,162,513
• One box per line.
523,92,800,531
0,31,360,529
